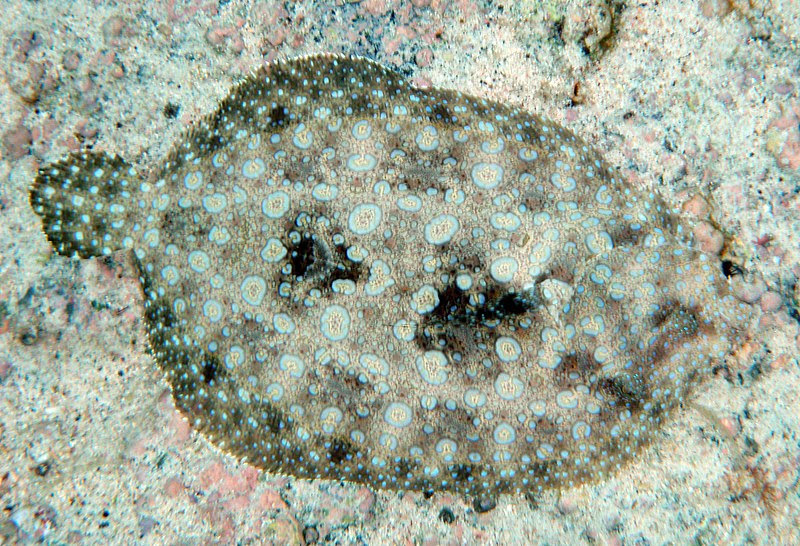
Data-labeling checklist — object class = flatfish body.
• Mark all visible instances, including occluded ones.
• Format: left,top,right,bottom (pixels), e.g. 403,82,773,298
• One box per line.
29,54,751,501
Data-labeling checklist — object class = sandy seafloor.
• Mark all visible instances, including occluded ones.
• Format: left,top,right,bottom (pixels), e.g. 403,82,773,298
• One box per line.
0,0,799,544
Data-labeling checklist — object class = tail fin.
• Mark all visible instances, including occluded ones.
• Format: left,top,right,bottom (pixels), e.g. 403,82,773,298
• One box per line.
29,152,142,258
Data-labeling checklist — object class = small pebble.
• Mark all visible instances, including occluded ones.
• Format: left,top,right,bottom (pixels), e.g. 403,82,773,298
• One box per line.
681,194,710,218
731,275,766,303
138,515,158,538
10,507,32,530
557,497,578,515
603,513,622,531
472,497,497,513
61,49,81,71
302,524,320,544
438,507,455,524
33,461,51,477
19,329,37,346
2,123,32,159
416,48,433,68
718,416,740,437
693,221,724,255
0,360,13,381
759,291,782,312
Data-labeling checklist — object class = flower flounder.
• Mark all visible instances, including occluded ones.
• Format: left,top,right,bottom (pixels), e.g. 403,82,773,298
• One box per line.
29,54,752,501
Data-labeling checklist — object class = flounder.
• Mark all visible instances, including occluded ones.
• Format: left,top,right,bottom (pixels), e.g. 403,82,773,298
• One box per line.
29,54,752,501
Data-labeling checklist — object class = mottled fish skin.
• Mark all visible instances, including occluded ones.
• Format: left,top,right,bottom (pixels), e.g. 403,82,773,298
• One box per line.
29,54,752,501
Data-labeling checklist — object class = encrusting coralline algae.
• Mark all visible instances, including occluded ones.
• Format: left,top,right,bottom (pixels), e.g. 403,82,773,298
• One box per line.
29,54,752,503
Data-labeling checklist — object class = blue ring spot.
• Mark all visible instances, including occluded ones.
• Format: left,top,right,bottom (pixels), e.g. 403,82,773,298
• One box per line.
202,192,227,214
392,319,416,342
202,299,223,323
142,232,158,250
188,250,211,273
384,402,413,428
184,170,203,190
242,158,266,179
415,350,448,385
292,123,313,150
456,273,472,290
261,190,290,219
481,137,505,154
423,214,459,245
266,382,284,402
160,265,179,286
435,438,457,462
493,422,516,445
351,120,373,140
494,372,524,401
347,153,377,172
211,152,228,168
273,312,296,334
240,275,266,306
279,354,306,378
319,406,343,434
594,184,612,204
490,212,521,232
312,182,339,202
593,345,610,363
463,388,487,409
470,162,504,189
209,226,231,245
519,147,538,161
556,389,579,409
225,345,245,369
494,337,522,363
348,203,382,235
415,125,439,151
396,195,422,212
572,420,592,441
411,284,439,314
585,230,614,254
260,237,287,263
320,304,351,341
490,256,518,283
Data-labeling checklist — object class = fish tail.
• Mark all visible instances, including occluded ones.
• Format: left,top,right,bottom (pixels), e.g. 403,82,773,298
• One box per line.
29,152,142,259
